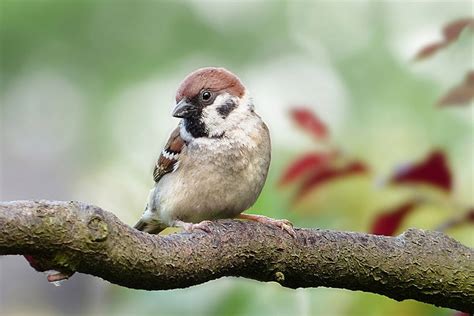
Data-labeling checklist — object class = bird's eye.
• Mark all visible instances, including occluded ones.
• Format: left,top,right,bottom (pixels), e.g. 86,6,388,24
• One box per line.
201,91,212,101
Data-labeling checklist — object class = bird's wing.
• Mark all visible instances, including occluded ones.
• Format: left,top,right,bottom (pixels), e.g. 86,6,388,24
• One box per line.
153,126,184,183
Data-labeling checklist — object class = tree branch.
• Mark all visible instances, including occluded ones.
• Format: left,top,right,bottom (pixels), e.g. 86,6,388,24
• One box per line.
0,201,472,312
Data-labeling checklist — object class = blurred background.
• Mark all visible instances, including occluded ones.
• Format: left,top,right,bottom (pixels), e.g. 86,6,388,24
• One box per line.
1,1,473,315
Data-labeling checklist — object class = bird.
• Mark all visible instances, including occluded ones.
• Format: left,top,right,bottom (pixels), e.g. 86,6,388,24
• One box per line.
134,67,294,236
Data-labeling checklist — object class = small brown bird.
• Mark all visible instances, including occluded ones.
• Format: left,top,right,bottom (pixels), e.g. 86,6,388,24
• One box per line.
134,67,294,236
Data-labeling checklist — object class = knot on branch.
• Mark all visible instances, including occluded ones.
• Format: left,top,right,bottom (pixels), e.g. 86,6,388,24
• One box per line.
87,214,108,242
274,271,285,283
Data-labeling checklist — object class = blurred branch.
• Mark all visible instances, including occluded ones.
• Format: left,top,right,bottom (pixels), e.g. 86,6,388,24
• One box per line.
1,201,472,312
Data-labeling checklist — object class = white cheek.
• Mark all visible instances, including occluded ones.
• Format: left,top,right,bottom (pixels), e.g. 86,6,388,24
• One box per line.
239,90,254,111
201,93,229,134
195,91,254,138
201,106,224,131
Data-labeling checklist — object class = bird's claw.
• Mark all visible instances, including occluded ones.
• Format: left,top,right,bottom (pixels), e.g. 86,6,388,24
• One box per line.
47,272,72,283
238,214,297,238
268,219,297,238
175,220,213,233
44,270,74,285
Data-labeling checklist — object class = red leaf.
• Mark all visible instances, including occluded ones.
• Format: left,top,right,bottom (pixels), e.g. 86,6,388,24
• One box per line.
467,208,474,223
438,71,474,106
279,152,337,186
415,17,474,60
390,150,452,193
291,108,329,139
296,160,368,199
443,18,474,43
414,42,446,60
371,200,420,236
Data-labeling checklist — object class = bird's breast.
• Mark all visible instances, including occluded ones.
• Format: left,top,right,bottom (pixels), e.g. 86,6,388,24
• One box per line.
156,126,270,224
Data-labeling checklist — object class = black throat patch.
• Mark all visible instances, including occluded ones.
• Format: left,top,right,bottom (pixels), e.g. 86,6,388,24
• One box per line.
183,118,208,138
181,95,209,138
216,99,237,118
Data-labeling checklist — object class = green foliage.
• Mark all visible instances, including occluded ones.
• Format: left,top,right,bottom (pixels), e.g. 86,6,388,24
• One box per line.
1,1,471,315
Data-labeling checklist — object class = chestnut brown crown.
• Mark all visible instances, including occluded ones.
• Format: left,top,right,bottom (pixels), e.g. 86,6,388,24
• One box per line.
175,67,246,103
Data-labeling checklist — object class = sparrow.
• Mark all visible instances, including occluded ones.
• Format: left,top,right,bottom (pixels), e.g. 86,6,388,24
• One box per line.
134,67,294,236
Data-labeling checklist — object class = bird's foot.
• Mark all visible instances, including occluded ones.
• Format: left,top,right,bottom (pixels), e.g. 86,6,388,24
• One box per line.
46,271,73,283
237,214,296,238
174,220,213,233
24,255,74,285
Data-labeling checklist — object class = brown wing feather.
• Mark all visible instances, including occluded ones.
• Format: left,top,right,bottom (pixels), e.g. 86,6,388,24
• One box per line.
153,126,184,183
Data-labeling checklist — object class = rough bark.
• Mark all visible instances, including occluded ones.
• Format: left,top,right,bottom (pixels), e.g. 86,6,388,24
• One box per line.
0,200,472,312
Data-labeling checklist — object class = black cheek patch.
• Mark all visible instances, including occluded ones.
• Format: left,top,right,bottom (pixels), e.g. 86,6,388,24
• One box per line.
217,99,237,118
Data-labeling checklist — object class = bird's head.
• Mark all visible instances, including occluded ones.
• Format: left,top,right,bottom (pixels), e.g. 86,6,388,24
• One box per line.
173,67,253,139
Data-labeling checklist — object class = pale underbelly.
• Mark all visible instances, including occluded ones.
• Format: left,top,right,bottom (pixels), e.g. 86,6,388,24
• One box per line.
153,168,263,225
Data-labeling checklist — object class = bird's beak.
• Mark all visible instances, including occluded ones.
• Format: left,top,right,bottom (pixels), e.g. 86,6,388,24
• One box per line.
172,99,194,118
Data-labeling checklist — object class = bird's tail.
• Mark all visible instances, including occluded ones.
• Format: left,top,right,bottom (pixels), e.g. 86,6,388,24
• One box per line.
134,200,168,234
134,218,168,235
